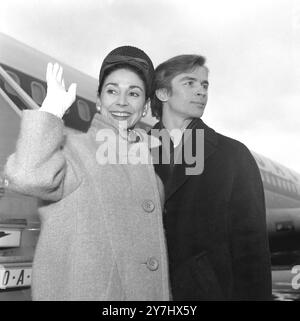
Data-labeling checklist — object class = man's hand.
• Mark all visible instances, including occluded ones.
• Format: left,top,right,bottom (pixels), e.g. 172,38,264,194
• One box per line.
40,62,77,118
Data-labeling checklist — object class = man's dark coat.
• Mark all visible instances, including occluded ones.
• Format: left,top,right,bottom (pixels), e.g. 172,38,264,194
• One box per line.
151,118,272,300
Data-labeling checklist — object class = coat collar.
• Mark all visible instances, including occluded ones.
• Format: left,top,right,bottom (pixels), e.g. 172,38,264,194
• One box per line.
152,118,218,201
89,113,118,137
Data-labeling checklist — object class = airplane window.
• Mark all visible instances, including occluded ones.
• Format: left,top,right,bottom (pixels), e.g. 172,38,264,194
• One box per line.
287,181,294,192
31,81,46,105
283,180,289,191
290,183,297,193
271,176,277,186
4,71,21,96
278,178,284,189
77,99,91,122
277,176,282,187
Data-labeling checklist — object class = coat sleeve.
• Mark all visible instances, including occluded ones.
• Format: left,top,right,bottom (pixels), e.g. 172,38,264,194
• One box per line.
3,110,81,202
229,143,272,300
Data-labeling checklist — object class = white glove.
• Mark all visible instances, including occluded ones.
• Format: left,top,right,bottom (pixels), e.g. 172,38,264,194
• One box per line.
39,62,77,118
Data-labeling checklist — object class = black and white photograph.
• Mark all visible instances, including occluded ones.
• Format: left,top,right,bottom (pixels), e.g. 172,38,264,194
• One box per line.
0,0,299,303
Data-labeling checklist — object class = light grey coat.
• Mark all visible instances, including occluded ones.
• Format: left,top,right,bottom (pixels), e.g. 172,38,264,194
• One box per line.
4,110,170,301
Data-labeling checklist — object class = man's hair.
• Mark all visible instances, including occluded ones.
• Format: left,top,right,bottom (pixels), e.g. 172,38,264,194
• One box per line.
151,54,206,120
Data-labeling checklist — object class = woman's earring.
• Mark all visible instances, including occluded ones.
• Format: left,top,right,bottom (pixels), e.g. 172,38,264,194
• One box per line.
142,109,147,117
96,105,101,114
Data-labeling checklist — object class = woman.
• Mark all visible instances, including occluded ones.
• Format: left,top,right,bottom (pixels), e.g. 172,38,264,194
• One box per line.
4,46,170,301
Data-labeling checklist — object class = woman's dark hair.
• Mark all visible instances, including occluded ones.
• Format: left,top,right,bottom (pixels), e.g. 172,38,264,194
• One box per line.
151,54,206,120
97,64,148,99
97,46,154,99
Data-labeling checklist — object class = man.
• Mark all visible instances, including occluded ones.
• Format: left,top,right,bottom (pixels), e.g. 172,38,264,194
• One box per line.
150,54,272,300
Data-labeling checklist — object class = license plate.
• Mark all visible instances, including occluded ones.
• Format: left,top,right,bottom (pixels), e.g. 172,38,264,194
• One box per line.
0,265,32,289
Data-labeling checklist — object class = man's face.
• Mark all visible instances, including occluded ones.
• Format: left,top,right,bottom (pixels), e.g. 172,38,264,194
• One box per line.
165,66,209,121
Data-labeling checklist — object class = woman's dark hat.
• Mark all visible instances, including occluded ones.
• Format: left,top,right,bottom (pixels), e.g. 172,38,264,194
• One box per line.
98,46,154,97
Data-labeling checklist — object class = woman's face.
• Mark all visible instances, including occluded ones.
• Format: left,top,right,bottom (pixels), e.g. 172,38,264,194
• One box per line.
97,68,148,130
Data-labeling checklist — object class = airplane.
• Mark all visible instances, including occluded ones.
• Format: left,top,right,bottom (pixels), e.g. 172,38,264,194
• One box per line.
0,32,300,300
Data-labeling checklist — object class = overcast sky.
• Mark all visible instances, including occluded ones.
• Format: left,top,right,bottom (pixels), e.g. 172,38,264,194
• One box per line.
1,0,300,173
